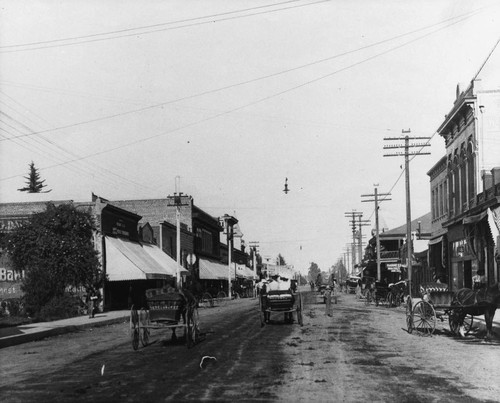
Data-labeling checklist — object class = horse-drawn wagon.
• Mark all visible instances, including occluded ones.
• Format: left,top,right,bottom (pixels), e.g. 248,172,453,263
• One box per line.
130,287,200,350
405,282,500,338
260,289,303,326
346,276,360,294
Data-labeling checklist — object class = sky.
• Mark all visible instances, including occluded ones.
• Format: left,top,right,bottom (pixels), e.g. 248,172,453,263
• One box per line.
1,0,500,274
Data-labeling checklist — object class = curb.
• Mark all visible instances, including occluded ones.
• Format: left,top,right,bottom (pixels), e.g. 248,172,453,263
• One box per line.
0,315,129,349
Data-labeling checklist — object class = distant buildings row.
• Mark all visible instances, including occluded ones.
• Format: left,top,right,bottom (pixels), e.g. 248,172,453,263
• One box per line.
0,193,263,310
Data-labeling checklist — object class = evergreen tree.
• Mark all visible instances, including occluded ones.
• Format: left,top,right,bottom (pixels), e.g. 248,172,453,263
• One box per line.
18,161,51,193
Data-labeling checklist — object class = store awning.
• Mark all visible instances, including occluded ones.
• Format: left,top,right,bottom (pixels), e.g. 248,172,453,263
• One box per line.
428,236,443,246
487,207,500,249
142,243,188,277
105,236,173,281
199,258,234,281
233,263,256,279
463,210,487,225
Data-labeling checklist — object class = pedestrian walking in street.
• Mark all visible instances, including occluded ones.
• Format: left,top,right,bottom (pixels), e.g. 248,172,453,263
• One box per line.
324,286,332,316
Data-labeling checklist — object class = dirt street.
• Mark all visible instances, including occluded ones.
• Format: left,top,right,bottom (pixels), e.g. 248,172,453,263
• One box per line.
0,290,499,402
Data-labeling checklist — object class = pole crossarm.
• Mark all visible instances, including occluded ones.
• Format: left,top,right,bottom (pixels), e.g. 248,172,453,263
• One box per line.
381,129,430,297
361,187,391,281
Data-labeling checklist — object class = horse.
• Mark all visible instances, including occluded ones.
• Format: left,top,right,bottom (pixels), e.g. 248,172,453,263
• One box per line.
453,282,500,339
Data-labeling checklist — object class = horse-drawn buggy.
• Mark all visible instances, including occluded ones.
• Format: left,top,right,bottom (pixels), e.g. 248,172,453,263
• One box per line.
130,287,200,350
346,275,360,294
387,280,407,307
260,289,303,326
405,282,500,338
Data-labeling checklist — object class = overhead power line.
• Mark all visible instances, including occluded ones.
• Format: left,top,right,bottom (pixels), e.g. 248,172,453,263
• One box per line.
0,0,328,53
0,5,486,143
0,8,479,183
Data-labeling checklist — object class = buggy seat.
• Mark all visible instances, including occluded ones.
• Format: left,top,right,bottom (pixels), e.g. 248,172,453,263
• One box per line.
265,289,295,311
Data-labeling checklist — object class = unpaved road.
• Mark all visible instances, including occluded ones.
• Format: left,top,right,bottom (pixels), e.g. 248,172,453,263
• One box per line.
1,290,499,402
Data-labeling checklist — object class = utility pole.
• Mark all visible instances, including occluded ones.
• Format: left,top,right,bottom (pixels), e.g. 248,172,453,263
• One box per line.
173,176,190,288
384,130,430,296
361,185,391,281
221,214,238,299
344,246,351,275
357,216,371,269
249,241,259,279
344,211,363,269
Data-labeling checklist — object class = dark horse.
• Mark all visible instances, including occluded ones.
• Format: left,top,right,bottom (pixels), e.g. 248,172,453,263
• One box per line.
454,282,500,339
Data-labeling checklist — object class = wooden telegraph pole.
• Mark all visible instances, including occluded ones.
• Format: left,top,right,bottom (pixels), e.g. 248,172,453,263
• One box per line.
383,130,430,297
357,215,371,270
344,211,363,270
361,186,391,281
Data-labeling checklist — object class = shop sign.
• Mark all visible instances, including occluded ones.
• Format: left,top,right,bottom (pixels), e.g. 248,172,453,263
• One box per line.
112,219,130,237
386,263,401,272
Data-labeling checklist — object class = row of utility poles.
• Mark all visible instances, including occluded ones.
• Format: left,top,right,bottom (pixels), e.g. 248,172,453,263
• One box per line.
343,130,430,296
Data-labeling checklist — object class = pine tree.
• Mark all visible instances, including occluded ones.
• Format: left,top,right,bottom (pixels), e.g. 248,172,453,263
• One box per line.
18,161,51,193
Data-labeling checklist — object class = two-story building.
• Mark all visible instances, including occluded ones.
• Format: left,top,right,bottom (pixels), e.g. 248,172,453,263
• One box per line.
432,42,500,290
427,156,448,283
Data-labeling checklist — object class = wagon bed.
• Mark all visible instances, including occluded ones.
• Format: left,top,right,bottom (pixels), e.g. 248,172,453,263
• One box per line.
130,288,200,350
260,289,303,326
406,283,475,336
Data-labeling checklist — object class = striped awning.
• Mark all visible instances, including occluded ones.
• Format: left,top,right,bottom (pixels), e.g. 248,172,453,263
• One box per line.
199,258,234,281
105,236,174,281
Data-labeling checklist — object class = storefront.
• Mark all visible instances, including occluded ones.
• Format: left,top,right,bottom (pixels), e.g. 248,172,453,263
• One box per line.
96,197,186,310
428,235,447,283
198,257,234,297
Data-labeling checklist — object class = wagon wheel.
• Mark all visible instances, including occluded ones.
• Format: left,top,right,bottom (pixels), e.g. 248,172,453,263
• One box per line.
296,293,303,326
406,297,413,333
130,307,140,350
139,308,150,347
463,314,474,335
395,293,402,307
216,291,227,307
187,304,200,348
387,292,395,308
200,292,214,308
413,300,436,336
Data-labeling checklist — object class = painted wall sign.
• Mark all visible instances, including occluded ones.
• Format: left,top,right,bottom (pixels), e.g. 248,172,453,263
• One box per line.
0,218,28,232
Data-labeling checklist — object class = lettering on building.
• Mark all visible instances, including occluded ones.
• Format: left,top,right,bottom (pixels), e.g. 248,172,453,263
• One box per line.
0,268,26,282
112,219,130,237
0,218,28,232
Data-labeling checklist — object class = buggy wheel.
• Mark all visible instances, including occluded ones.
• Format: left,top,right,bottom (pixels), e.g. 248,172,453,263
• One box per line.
406,297,413,333
130,307,140,350
395,293,402,307
413,300,436,336
387,292,395,308
297,293,303,326
187,305,200,348
364,291,372,306
139,309,150,347
200,292,214,308
216,291,227,306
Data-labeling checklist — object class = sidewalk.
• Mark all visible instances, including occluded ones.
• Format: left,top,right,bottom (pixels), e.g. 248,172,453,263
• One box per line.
0,310,130,349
